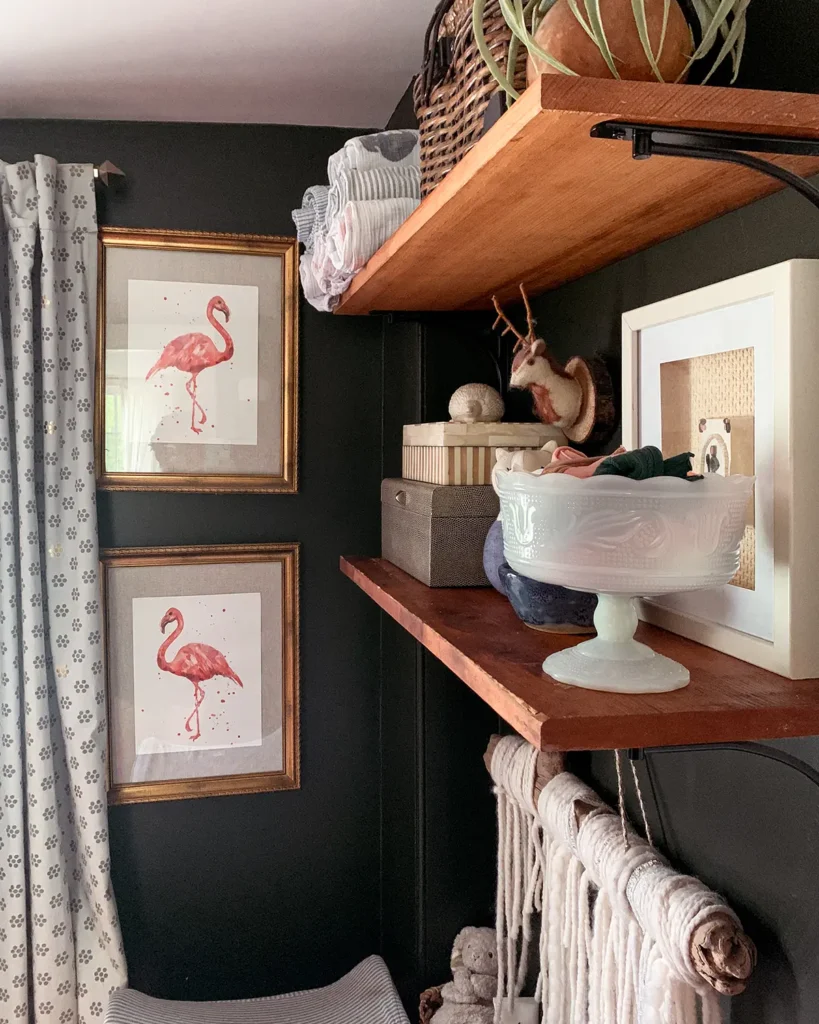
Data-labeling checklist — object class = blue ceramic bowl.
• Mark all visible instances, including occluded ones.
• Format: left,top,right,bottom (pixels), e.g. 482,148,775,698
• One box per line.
483,519,506,593
498,562,597,634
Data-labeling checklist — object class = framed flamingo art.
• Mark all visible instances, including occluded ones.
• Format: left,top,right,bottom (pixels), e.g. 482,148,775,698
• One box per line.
96,228,299,492
102,543,299,803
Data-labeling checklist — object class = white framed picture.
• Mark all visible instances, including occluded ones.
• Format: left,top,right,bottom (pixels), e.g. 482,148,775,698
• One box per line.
622,260,819,679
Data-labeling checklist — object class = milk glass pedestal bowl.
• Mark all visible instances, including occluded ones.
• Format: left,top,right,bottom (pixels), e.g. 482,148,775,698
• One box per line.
495,473,755,693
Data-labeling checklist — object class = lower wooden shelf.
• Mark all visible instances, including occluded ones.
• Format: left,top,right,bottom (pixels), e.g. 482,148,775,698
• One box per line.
341,556,819,751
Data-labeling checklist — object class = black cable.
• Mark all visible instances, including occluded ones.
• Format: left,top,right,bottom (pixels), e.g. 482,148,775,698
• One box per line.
646,141,819,212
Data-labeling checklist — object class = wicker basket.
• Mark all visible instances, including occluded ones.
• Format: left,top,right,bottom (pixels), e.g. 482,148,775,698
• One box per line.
413,0,528,197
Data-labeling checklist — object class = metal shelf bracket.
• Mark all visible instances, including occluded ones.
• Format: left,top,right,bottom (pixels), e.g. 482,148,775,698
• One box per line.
591,120,819,211
629,741,819,793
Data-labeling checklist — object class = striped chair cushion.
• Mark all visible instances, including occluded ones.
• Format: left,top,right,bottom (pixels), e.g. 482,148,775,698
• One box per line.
104,956,409,1024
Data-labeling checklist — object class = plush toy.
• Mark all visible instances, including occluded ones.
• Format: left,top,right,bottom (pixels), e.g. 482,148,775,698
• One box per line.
429,927,498,1024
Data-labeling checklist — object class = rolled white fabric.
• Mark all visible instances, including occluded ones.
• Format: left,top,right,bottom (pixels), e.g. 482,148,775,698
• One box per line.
325,165,420,224
291,185,330,252
310,234,353,298
297,129,420,312
299,252,339,313
328,198,419,274
328,129,419,180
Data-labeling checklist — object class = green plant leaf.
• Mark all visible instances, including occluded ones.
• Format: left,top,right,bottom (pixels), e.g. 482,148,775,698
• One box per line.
731,17,747,81
700,0,750,83
584,0,621,78
683,0,742,67
687,0,711,35
473,0,521,99
507,32,521,89
631,0,665,81
566,0,596,43
658,0,671,62
509,0,580,75
676,0,748,81
526,0,546,35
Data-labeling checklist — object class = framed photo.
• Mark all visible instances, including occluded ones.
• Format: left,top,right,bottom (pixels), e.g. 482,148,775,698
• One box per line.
622,260,819,679
96,228,298,492
102,543,299,803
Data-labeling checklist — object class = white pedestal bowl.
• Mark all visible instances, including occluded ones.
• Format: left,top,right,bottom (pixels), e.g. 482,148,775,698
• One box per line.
495,473,755,693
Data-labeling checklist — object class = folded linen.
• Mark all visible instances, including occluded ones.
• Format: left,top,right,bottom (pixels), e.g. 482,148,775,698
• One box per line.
325,165,420,224
295,129,421,312
328,198,420,275
311,231,355,297
327,129,419,180
299,252,340,313
291,185,329,252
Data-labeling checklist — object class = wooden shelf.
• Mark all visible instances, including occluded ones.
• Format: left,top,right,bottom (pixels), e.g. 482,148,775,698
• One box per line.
336,77,819,315
342,556,819,751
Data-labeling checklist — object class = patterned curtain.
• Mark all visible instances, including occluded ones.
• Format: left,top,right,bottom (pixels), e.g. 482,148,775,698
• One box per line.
0,157,126,1023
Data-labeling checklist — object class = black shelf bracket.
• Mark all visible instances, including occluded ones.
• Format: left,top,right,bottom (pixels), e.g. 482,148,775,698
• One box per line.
591,120,819,212
629,741,819,793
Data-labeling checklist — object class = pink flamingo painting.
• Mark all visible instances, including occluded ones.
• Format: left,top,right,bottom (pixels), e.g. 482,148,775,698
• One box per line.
156,607,243,742
146,295,234,435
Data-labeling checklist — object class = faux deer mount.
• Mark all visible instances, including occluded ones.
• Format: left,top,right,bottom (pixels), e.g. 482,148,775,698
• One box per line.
493,286,616,445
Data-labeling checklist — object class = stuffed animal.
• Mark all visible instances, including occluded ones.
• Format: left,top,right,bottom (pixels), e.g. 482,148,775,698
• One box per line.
429,927,498,1024
491,285,616,445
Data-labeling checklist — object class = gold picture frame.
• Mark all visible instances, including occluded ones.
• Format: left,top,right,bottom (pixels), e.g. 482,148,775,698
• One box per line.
96,228,299,493
102,543,300,805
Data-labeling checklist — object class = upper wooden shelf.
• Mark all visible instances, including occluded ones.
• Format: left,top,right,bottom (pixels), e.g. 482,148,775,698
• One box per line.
336,77,819,314
342,556,819,751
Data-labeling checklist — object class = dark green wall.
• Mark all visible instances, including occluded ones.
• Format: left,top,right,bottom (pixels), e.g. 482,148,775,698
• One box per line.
5,0,819,1011
0,120,385,1000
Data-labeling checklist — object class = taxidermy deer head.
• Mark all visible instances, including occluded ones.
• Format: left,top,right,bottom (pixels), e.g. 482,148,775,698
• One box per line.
494,285,583,431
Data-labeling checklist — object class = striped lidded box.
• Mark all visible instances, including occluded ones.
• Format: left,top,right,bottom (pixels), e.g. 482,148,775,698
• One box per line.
402,421,565,486
402,445,536,485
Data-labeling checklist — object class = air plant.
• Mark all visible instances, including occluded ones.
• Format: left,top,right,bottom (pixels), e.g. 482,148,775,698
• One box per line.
473,0,752,99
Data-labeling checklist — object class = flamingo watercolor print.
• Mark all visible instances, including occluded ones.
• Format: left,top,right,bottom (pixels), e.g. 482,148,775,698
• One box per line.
131,592,262,755
98,228,299,493
129,279,259,446
103,543,300,804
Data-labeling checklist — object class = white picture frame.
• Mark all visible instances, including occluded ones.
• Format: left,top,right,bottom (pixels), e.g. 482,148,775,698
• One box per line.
622,260,819,679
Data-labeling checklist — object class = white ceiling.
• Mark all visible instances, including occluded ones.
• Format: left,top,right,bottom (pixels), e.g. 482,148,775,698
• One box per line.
0,0,437,127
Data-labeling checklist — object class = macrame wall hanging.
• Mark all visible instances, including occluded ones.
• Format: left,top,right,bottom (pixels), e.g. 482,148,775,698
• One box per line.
487,735,756,1024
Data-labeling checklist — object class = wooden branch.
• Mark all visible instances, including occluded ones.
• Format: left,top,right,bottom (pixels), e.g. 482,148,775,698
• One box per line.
690,916,757,996
483,735,757,995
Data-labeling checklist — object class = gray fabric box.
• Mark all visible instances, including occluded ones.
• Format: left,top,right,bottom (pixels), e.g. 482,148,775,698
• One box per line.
381,478,499,587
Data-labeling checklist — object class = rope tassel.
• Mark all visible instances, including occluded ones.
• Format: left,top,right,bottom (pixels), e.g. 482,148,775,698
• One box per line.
489,736,756,1024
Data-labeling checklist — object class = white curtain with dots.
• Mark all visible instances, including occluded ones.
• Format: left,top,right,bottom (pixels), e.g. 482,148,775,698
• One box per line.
0,155,126,1024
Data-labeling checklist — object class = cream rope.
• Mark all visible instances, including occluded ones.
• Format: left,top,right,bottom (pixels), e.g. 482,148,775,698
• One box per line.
490,736,543,1022
490,735,747,1024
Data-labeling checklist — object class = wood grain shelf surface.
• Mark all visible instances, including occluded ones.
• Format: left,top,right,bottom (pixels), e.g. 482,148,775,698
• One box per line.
335,77,819,315
342,556,819,751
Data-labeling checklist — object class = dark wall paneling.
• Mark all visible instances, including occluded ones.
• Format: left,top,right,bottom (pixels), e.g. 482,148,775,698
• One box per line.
419,652,499,987
0,119,384,1000
379,313,500,1007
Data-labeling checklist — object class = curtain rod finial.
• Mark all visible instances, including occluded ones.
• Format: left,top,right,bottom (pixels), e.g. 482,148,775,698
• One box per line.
94,161,125,186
